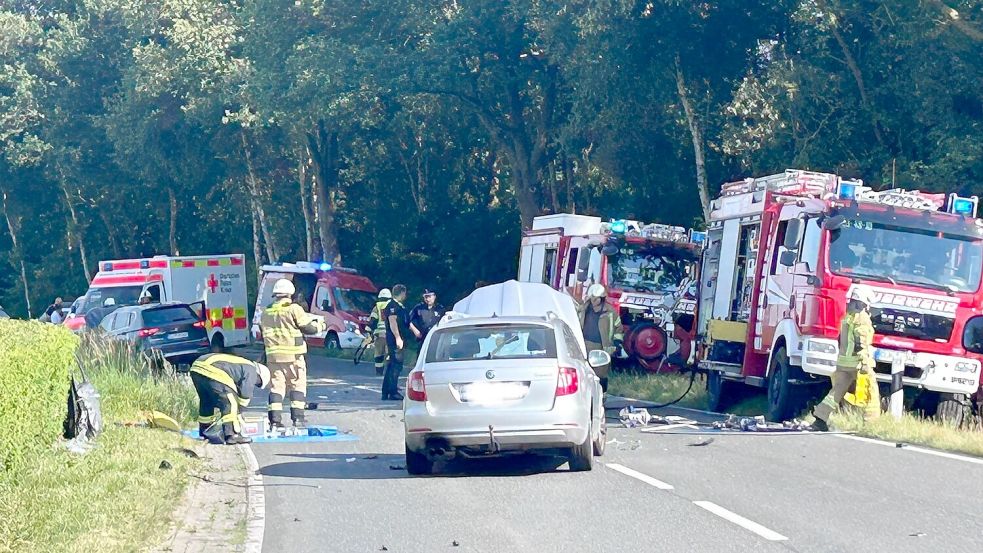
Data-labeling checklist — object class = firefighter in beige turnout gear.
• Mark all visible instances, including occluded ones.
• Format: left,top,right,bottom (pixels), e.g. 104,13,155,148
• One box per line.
367,288,392,376
811,286,881,431
576,284,624,393
260,278,326,427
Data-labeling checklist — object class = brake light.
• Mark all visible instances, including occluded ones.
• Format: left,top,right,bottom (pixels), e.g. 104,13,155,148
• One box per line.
556,367,579,396
407,371,427,402
138,327,161,337
192,321,205,329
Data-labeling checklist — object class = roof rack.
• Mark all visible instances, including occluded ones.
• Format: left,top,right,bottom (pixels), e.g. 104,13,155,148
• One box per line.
720,169,843,198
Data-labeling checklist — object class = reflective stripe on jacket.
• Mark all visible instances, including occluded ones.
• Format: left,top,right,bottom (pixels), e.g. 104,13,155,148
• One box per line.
369,300,389,336
190,353,258,406
577,301,624,354
836,310,874,370
260,299,324,362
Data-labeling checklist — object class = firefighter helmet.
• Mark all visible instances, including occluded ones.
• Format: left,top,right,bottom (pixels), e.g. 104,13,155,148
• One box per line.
272,279,295,297
587,284,607,299
850,285,874,306
254,362,271,389
378,288,392,299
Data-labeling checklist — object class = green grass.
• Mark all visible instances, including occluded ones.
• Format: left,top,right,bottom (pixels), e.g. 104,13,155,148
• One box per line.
0,334,201,553
608,371,768,416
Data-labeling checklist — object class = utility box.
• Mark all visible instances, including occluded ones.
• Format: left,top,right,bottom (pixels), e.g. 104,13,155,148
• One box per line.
240,417,268,437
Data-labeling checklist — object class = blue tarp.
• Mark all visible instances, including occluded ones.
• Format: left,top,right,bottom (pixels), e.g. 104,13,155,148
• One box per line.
183,425,359,443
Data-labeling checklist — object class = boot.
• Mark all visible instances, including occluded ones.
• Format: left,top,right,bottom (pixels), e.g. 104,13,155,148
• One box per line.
268,410,284,428
198,423,211,440
808,418,829,432
225,434,253,445
291,409,307,428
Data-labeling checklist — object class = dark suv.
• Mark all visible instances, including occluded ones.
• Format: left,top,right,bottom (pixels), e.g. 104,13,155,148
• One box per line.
99,302,210,369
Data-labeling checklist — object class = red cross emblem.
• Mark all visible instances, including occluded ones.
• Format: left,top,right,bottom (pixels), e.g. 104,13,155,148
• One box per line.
207,274,219,293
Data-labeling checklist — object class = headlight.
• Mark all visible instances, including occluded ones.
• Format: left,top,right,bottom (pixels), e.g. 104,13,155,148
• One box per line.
954,361,978,374
807,340,837,354
344,321,357,333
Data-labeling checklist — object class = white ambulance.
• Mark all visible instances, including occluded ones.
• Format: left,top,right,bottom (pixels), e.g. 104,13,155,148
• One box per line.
70,254,250,349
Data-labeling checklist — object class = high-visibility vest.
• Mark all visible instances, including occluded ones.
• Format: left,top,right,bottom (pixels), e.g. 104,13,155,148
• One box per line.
371,300,389,336
261,299,309,361
190,353,253,407
837,311,874,369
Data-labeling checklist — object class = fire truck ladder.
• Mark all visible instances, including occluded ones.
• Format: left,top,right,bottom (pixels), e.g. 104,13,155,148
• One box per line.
719,169,840,199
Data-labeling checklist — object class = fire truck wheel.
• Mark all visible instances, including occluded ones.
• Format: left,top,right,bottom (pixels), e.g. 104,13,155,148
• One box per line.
707,370,735,412
766,346,805,422
935,393,971,428
324,331,341,350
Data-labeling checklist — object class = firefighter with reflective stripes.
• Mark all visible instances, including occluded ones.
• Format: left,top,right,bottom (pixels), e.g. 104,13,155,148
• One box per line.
191,353,271,445
576,284,624,393
367,288,392,376
811,286,880,431
260,279,326,427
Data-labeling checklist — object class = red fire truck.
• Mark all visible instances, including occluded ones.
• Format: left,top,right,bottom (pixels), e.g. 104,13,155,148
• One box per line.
518,214,704,370
697,169,983,422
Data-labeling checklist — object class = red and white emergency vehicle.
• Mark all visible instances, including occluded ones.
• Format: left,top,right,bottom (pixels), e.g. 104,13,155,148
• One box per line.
697,169,983,421
518,214,704,370
252,262,379,350
67,254,250,349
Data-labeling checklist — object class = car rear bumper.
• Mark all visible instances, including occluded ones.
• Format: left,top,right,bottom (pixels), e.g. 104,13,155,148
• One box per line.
143,340,210,364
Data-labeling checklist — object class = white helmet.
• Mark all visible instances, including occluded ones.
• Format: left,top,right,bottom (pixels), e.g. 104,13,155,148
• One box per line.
139,290,152,300
254,362,271,389
850,285,874,306
587,284,607,299
103,297,116,307
378,288,392,299
272,278,295,297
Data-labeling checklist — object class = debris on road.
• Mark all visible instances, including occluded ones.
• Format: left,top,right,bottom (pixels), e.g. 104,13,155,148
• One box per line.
363,455,379,460
619,406,652,428
158,460,173,470
389,465,405,471
688,438,714,447
346,457,357,463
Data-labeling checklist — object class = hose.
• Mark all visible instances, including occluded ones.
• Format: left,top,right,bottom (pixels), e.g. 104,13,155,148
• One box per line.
645,364,700,409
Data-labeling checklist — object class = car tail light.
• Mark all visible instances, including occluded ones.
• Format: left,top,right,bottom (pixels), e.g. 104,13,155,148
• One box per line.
555,367,579,396
138,327,161,337
192,321,205,329
407,371,427,402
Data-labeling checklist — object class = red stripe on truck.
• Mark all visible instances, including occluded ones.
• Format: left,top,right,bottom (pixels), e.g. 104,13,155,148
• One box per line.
91,274,163,286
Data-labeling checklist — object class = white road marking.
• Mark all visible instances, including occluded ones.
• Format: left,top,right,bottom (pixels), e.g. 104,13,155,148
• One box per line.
639,423,700,433
241,445,266,553
693,501,788,542
604,463,674,490
835,434,983,466
353,385,382,394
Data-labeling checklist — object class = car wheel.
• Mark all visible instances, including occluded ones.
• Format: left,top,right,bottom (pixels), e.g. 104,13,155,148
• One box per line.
766,346,805,422
592,414,607,457
935,393,971,428
568,423,594,472
325,332,341,350
405,443,433,476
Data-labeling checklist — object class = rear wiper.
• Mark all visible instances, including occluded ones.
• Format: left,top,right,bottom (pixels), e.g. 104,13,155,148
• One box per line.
486,335,520,359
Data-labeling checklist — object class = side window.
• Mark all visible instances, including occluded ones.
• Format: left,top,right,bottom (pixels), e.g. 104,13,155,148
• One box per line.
770,220,789,275
543,248,557,285
799,217,821,272
113,312,130,331
564,248,580,287
313,286,332,312
100,313,117,331
146,284,162,302
587,248,603,284
561,323,586,361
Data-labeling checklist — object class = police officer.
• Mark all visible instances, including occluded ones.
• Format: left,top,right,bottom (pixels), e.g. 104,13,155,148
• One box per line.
408,288,446,343
577,284,624,393
190,353,271,445
367,288,392,376
811,286,880,431
260,278,326,427
382,284,409,401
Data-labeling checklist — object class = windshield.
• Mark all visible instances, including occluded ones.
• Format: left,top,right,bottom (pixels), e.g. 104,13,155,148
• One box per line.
425,324,557,362
608,244,692,293
828,219,983,293
334,288,376,313
80,285,143,314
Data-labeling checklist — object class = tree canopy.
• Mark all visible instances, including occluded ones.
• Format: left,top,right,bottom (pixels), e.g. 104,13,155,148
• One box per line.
1,0,981,316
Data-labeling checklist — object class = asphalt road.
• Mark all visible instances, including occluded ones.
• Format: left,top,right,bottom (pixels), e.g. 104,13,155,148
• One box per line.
242,354,983,553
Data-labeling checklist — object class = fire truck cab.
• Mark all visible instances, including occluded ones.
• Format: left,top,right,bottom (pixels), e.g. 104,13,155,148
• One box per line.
698,169,983,422
519,213,704,370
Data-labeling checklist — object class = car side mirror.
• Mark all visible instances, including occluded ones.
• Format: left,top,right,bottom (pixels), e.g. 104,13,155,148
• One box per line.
601,243,619,257
784,218,804,250
821,215,846,231
588,350,611,369
779,250,797,267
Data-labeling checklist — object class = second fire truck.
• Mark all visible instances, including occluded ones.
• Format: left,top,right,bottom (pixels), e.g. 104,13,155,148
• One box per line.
697,169,983,422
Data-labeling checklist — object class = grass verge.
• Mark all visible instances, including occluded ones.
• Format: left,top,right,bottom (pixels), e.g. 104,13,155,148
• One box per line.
0,334,201,553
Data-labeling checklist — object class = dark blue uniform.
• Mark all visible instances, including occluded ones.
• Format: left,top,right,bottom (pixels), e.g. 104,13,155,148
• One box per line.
382,299,407,399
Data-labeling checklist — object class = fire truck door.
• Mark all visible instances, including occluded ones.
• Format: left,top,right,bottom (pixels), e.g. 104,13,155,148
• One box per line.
762,218,796,351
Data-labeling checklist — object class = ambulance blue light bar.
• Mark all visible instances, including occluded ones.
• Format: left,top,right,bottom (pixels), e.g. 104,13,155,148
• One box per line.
319,262,333,271
689,230,707,244
609,220,627,234
837,181,858,201
947,194,978,217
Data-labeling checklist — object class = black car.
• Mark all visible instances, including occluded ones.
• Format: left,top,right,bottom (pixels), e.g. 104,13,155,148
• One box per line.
98,302,210,369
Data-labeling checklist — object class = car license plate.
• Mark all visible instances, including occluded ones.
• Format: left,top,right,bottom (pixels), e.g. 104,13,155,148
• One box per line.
169,332,189,340
456,382,529,403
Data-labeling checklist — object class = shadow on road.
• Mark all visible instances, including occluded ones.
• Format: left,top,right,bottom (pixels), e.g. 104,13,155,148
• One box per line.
260,452,573,480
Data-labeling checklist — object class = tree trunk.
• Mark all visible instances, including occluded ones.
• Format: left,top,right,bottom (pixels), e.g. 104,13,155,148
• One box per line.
59,181,91,281
250,206,263,289
240,131,279,263
564,157,575,213
306,121,341,263
674,56,712,222
1,187,31,317
167,187,180,255
298,153,316,261
98,208,122,258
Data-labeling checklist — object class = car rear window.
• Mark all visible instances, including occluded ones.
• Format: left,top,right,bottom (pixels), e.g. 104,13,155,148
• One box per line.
142,306,199,327
425,324,557,363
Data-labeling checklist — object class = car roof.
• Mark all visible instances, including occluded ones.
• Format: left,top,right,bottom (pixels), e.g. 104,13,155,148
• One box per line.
114,302,192,313
435,315,561,330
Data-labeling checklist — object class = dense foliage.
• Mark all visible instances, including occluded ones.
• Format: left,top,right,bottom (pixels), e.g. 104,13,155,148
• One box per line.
1,0,981,314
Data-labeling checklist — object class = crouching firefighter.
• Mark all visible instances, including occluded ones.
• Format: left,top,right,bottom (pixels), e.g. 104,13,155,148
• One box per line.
191,353,271,445
367,288,392,376
577,284,624,393
260,278,326,428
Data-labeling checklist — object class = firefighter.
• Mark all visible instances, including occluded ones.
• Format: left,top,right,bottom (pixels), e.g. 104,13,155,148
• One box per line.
381,284,409,401
260,278,326,428
138,290,153,305
367,288,392,376
408,288,446,343
577,284,624,393
190,353,271,445
810,285,880,431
